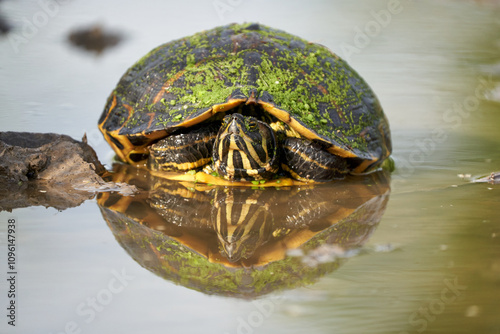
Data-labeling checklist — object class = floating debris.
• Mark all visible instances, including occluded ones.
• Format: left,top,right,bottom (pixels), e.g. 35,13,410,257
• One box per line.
0,0,10,34
287,242,399,268
484,84,500,103
473,172,500,184
68,24,123,54
371,243,399,253
457,173,473,181
297,244,360,268
465,305,481,317
0,15,10,34
75,181,137,196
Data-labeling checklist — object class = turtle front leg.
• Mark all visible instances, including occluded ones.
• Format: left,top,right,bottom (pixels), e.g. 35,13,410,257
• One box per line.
281,138,348,182
147,123,219,172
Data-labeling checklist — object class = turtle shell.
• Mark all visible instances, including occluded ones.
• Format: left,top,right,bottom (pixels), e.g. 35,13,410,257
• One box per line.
98,23,391,173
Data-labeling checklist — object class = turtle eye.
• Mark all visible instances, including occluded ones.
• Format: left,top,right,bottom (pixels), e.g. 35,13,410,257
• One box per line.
221,115,231,127
246,119,258,131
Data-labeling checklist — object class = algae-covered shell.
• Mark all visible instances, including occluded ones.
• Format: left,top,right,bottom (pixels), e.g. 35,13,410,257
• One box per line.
98,23,391,173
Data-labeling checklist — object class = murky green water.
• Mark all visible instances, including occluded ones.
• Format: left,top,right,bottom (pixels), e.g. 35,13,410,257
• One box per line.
1,0,499,333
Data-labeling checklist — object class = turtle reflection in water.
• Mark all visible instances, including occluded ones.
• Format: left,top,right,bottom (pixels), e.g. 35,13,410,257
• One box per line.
97,164,390,297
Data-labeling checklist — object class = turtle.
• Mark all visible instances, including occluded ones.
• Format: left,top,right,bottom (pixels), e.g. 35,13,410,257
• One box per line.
98,23,391,182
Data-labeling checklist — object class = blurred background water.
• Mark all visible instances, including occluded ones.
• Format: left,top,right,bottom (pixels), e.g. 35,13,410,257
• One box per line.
0,0,499,333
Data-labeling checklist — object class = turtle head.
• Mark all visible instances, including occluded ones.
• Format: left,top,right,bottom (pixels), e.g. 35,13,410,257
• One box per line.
213,113,278,180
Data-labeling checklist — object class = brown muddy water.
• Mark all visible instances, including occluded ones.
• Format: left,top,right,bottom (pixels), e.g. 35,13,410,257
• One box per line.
1,0,500,333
